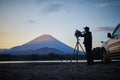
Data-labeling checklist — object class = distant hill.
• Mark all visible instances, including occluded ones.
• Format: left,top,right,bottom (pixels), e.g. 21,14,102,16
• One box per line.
33,47,64,54
1,34,83,55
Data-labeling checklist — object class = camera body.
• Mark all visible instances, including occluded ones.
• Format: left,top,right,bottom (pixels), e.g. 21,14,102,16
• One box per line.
74,30,81,38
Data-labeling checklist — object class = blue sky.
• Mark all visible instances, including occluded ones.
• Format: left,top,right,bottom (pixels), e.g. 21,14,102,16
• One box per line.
0,0,120,50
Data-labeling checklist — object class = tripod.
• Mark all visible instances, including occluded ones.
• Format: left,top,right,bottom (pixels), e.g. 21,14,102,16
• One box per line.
71,37,85,64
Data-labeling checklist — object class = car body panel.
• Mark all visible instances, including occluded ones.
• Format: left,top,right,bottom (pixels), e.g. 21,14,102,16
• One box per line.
101,23,120,60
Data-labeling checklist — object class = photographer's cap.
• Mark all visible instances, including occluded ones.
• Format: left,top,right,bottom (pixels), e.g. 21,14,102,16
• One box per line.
84,26,89,30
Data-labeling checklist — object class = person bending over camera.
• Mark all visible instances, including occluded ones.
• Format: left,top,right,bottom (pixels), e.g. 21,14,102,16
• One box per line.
80,27,93,65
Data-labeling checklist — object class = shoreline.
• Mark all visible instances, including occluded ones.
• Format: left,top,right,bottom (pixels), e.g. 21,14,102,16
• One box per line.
0,60,120,64
0,60,99,64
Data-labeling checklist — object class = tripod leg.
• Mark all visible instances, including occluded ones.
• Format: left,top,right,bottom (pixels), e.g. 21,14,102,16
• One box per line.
76,42,79,63
78,43,86,54
71,43,77,62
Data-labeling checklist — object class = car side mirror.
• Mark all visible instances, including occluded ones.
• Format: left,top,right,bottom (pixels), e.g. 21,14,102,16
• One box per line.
101,41,104,43
107,33,112,38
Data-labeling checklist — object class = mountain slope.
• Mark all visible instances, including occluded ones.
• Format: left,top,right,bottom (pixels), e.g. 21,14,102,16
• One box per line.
34,47,64,54
10,34,82,54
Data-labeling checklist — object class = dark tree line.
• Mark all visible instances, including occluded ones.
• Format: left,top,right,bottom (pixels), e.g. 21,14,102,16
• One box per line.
0,47,102,61
0,53,86,61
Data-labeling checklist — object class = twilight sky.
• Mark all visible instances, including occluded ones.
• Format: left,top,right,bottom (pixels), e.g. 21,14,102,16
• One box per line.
0,0,120,50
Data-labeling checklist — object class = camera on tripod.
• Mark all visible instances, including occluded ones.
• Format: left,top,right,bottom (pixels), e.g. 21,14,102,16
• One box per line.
74,30,81,38
71,29,85,63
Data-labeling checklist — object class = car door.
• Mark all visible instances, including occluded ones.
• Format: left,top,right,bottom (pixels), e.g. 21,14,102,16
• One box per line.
108,24,120,58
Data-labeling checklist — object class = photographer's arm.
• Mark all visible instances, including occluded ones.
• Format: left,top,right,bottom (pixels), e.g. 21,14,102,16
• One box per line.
79,32,85,37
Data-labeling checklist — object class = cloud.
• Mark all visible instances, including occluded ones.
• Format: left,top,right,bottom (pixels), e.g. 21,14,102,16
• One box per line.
98,3,110,8
36,0,64,14
97,0,120,8
95,26,114,32
44,3,63,14
28,20,36,23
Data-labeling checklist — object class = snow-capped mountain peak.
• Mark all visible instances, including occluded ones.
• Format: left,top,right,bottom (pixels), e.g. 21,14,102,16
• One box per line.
25,34,56,45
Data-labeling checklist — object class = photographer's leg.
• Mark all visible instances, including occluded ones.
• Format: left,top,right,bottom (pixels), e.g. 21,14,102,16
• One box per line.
85,46,93,65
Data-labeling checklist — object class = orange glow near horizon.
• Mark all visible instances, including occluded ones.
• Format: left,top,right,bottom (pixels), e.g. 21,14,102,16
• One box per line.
0,32,102,49
0,33,36,49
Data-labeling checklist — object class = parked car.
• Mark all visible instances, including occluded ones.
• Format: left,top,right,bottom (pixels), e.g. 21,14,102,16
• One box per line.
101,23,120,63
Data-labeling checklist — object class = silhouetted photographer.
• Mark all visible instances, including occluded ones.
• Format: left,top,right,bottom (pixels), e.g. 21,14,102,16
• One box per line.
75,27,93,65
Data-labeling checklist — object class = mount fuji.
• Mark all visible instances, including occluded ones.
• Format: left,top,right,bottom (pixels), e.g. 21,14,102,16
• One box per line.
7,34,83,55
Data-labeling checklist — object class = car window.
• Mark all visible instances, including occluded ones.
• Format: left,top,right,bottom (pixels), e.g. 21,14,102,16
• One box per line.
113,25,120,37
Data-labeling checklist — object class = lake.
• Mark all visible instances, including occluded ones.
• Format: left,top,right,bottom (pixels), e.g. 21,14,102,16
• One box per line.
0,60,101,64
0,60,119,64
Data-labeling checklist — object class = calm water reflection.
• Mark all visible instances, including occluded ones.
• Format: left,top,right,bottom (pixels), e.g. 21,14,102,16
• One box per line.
0,60,119,64
0,60,103,64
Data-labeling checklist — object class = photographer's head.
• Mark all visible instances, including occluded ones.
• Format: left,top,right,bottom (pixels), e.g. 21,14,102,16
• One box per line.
84,26,89,32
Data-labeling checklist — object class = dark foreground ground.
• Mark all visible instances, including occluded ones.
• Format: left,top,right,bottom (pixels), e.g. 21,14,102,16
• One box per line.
0,62,120,80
